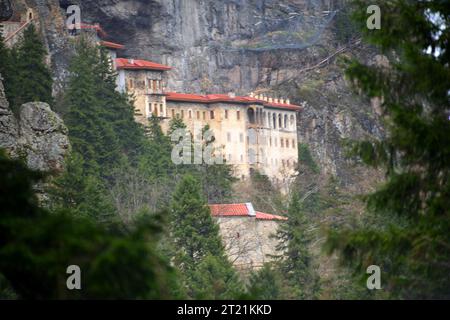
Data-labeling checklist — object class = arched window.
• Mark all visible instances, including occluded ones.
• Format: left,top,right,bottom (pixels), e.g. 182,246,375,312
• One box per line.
188,110,192,119
268,113,271,128
278,114,282,128
284,114,288,128
210,110,215,119
273,113,277,129
290,115,295,129
247,108,255,124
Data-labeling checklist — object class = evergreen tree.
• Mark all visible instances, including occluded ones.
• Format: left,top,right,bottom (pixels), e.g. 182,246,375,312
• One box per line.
170,174,243,299
0,149,177,299
64,38,120,176
247,264,283,300
275,193,321,299
326,0,450,299
11,24,53,110
46,153,118,227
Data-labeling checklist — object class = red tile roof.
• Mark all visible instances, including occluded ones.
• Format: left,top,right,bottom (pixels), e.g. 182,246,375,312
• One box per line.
166,92,302,111
209,204,287,221
209,204,249,217
255,212,288,221
115,58,172,71
100,40,124,50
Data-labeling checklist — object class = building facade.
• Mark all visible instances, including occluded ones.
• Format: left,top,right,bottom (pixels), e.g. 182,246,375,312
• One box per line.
112,53,302,182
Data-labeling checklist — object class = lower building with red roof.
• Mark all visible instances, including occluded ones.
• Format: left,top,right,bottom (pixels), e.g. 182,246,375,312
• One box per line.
208,203,287,271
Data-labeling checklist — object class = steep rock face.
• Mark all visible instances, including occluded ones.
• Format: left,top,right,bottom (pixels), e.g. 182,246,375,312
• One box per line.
23,0,381,183
62,0,382,184
0,75,19,153
0,75,70,172
59,0,341,93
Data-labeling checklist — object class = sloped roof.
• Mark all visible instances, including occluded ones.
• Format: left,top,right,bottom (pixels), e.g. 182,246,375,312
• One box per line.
166,92,302,111
100,40,124,50
209,204,287,221
115,58,172,71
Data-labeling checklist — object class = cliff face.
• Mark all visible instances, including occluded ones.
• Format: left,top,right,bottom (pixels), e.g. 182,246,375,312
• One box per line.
64,0,382,185
0,75,70,172
23,0,382,185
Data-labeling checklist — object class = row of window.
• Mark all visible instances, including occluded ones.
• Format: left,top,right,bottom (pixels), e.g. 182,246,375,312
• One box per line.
225,132,296,149
150,103,165,117
225,154,297,168
128,78,162,91
170,109,238,121
168,108,296,131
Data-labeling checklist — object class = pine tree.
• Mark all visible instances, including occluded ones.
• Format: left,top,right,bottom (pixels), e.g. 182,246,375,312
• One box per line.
64,38,120,176
0,149,177,299
275,193,321,299
11,24,53,110
326,0,450,299
169,174,243,299
247,264,283,300
47,152,118,224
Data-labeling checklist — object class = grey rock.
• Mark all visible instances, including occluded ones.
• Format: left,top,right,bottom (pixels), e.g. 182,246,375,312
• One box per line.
0,75,19,153
0,75,70,172
18,102,70,172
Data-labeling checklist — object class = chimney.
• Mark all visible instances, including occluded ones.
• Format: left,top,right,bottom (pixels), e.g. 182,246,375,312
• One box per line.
274,98,279,104
268,97,273,103
286,99,290,105
228,92,236,98
280,98,285,104
246,203,256,217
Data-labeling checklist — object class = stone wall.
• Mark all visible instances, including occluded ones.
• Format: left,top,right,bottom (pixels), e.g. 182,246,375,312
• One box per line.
215,216,282,273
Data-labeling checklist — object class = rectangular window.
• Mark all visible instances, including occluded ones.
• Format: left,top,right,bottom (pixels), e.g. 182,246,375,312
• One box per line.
210,111,215,119
225,110,228,119
171,109,175,118
189,110,192,119
160,104,164,113
181,110,184,119
227,132,231,142
203,112,206,120
292,139,296,148
197,111,200,119
239,133,244,143
237,111,240,120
